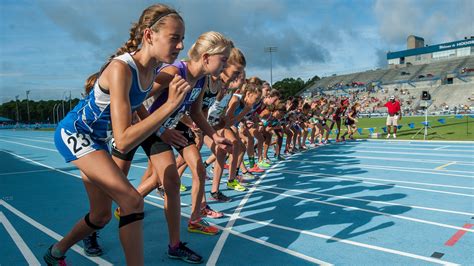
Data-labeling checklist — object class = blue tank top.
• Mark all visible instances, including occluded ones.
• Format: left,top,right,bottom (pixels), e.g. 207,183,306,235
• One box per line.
148,60,205,129
59,53,153,142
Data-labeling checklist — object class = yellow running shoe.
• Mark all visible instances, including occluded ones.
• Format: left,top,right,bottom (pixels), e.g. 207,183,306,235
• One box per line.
114,207,120,221
227,179,246,191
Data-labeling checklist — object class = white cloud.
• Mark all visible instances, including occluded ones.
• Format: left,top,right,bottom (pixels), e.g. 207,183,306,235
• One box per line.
374,0,473,47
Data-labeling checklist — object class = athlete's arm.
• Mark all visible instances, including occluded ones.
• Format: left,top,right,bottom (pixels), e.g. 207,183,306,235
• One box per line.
190,86,231,150
230,105,251,126
224,95,240,126
190,86,217,139
147,66,179,99
107,61,190,153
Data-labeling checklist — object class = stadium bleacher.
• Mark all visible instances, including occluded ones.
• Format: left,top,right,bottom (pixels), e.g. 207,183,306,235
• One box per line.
302,56,474,115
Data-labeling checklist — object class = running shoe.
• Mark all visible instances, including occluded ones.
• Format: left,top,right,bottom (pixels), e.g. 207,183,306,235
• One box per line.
200,204,224,219
223,164,230,169
227,179,246,191
157,185,165,198
187,217,219,235
168,242,203,264
248,164,264,173
393,134,397,139
180,184,187,192
241,172,256,181
243,160,250,165
210,191,232,202
257,160,271,168
43,245,67,266
114,208,120,221
82,232,103,257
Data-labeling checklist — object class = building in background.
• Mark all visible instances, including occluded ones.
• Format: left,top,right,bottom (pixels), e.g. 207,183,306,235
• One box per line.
387,35,474,67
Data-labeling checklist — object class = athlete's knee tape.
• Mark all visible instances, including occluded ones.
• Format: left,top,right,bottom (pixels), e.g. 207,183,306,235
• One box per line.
84,213,105,230
119,212,145,228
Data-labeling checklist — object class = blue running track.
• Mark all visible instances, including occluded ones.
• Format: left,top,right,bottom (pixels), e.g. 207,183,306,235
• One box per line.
1,130,473,265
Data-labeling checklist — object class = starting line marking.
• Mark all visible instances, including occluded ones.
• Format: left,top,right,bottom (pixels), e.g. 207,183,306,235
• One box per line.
445,224,474,246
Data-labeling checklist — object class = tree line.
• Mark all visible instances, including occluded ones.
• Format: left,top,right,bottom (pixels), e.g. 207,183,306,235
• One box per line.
272,75,320,99
0,99,80,123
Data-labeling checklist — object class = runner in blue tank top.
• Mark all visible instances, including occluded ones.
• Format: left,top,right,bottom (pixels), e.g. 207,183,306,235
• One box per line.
44,5,189,266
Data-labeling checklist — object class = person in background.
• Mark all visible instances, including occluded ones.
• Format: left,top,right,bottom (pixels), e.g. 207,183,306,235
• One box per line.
384,95,402,139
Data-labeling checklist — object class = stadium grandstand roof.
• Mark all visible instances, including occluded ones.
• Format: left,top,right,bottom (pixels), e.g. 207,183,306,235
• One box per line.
387,38,474,60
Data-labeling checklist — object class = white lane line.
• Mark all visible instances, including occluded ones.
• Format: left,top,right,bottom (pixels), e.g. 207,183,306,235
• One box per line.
364,139,474,144
255,188,474,233
1,135,54,144
435,162,457,171
144,200,332,265
0,211,40,265
291,159,474,177
337,145,469,153
0,169,54,176
278,169,474,197
434,146,451,150
2,150,81,180
257,185,474,216
0,139,57,152
229,214,458,266
0,201,112,265
292,154,474,166
318,149,474,159
146,195,191,207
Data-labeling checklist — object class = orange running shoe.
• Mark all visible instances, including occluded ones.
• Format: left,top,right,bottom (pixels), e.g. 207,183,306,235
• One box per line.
188,217,219,235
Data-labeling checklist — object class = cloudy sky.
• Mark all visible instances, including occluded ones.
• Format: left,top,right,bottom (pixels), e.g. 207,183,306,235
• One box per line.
0,0,472,102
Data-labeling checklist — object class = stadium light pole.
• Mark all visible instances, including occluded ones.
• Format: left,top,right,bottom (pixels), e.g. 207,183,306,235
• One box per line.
52,103,58,124
264,46,277,86
62,91,68,119
55,103,61,122
26,90,30,123
15,95,20,122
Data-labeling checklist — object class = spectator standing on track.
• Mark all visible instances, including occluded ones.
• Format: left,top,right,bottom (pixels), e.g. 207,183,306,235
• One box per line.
384,95,402,139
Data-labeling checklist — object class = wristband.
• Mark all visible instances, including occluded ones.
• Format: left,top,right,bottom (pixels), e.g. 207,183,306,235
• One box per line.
156,126,166,137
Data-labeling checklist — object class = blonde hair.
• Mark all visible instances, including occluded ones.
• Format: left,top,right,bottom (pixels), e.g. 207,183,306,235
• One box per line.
227,47,246,68
84,72,99,94
111,4,183,60
188,31,233,61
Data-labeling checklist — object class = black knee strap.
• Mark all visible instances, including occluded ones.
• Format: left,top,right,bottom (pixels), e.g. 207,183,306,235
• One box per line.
119,212,145,228
84,213,104,230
